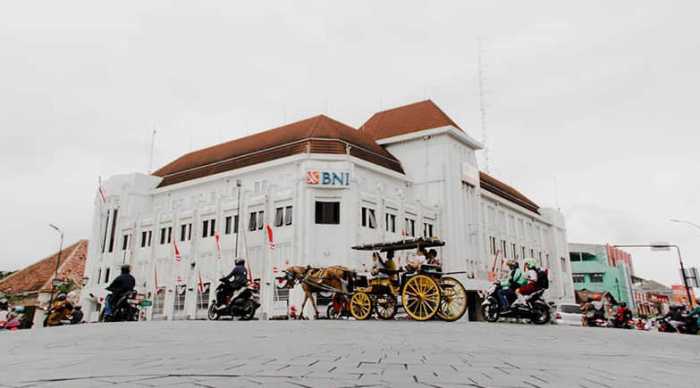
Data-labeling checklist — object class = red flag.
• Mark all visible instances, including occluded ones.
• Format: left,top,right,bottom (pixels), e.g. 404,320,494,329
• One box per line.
154,265,159,289
197,271,205,294
214,232,222,259
98,177,107,202
173,239,181,262
265,224,275,249
246,261,253,283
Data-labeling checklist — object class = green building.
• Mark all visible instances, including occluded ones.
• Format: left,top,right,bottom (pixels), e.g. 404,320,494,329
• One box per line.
568,243,636,310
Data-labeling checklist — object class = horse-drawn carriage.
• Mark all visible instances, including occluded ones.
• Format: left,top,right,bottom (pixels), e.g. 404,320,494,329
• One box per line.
348,238,468,322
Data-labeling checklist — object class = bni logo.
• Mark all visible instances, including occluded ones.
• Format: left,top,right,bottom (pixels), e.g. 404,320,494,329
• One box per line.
305,170,350,187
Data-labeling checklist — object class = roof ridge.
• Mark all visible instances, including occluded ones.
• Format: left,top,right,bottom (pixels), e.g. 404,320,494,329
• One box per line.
38,240,85,291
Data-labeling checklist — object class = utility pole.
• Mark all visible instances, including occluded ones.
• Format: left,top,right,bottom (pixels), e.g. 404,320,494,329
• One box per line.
46,224,64,326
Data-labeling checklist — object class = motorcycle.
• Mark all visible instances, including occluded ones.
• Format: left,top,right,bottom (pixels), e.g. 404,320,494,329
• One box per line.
611,316,634,329
481,283,550,325
326,293,350,319
657,316,699,335
103,290,140,322
208,279,260,321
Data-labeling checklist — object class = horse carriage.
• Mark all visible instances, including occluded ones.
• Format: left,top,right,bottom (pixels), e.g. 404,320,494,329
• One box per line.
348,238,468,322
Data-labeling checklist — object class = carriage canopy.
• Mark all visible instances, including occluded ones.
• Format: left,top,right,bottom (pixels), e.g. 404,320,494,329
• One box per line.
351,237,445,252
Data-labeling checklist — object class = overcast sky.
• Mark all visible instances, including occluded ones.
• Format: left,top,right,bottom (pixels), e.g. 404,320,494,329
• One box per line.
1,1,699,288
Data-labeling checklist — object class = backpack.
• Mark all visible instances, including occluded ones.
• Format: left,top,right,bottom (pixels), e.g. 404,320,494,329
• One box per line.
536,268,549,289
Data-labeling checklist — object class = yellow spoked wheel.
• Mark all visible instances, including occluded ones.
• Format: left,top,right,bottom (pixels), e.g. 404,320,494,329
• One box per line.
401,275,440,321
437,276,468,322
350,292,373,320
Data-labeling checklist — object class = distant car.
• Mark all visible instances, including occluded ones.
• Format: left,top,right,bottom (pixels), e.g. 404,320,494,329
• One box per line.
555,303,583,326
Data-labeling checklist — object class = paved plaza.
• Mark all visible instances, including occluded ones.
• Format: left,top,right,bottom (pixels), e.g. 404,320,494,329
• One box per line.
1,320,699,387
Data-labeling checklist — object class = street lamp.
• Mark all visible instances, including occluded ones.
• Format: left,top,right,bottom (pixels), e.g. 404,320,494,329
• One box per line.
46,224,64,319
670,219,700,232
613,243,694,307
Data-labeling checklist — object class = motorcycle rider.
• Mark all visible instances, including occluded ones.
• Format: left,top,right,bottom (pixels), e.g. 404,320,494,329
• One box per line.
104,265,136,320
613,302,633,328
514,258,540,305
498,260,526,313
216,258,248,308
46,293,73,326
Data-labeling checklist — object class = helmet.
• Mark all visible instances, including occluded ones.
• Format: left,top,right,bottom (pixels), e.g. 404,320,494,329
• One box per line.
120,264,131,274
56,293,67,301
506,260,519,269
524,258,538,269
234,258,245,266
620,302,627,308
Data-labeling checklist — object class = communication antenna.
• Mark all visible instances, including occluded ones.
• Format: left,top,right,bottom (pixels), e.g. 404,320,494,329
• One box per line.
477,37,491,173
553,176,561,211
148,126,157,174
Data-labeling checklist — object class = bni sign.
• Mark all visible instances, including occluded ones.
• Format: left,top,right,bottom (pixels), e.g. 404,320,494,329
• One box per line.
305,170,350,188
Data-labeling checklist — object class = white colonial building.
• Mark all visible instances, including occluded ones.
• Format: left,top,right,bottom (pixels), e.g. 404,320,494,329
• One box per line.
80,100,575,321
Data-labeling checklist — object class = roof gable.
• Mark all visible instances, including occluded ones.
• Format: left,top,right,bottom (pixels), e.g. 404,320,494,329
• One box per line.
360,100,462,140
0,240,88,294
154,115,403,187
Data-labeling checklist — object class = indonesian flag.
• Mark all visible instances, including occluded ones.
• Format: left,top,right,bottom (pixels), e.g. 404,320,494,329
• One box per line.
214,232,222,259
197,271,205,294
98,177,107,202
173,239,181,262
154,265,159,289
246,261,253,283
265,224,275,249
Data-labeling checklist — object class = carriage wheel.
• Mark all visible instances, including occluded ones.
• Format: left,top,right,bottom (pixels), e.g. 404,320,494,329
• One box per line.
401,275,440,321
375,294,397,320
350,292,373,320
437,276,468,322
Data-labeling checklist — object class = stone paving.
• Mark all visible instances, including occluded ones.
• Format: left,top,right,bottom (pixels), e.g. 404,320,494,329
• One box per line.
1,320,699,387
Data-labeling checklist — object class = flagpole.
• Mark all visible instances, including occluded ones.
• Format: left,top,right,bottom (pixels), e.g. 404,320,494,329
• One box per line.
148,127,157,174
234,180,242,258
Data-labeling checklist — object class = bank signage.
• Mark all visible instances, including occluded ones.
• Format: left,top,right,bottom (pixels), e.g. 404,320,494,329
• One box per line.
305,170,350,188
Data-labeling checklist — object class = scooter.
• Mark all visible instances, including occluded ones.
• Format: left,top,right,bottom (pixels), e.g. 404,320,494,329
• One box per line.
481,283,550,325
657,316,699,335
208,279,260,321
103,291,140,322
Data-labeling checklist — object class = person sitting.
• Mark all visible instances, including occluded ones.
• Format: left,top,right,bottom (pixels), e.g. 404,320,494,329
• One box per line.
498,260,526,313
426,249,441,266
70,305,84,324
613,302,633,327
217,258,248,307
405,248,427,273
514,258,540,305
104,265,136,319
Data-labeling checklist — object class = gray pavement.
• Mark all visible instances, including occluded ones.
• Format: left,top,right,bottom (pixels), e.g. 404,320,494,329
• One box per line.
1,320,699,388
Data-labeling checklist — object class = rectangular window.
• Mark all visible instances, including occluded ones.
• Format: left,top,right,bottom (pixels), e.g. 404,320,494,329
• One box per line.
512,243,517,259
104,267,111,283
141,231,147,248
102,210,111,253
315,201,340,224
274,207,284,227
501,240,507,259
423,223,434,238
530,249,534,258
96,268,102,285
167,227,172,243
122,235,129,251
210,219,216,236
572,273,585,283
284,206,293,226
225,216,232,234
248,212,257,231
590,273,605,283
257,211,264,230
108,209,118,253
152,289,165,316
361,207,376,229
160,228,166,245
180,224,187,241
569,252,582,262
404,218,416,237
233,215,239,233
385,213,396,233
202,220,209,238
197,283,211,310
147,230,152,247
174,285,186,312
187,223,192,240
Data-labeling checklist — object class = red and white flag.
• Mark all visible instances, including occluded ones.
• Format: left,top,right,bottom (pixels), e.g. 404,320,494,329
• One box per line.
197,271,205,294
98,177,107,203
264,224,275,249
173,239,181,262
214,232,222,259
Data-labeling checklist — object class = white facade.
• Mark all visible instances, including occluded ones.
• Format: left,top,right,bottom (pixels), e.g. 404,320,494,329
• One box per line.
81,120,574,321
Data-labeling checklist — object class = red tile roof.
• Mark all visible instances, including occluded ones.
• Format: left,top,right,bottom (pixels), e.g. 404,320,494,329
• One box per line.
479,172,540,214
360,100,462,140
154,115,404,187
0,240,88,294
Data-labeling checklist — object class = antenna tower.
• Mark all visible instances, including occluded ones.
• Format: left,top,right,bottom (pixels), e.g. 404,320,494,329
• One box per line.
477,37,490,173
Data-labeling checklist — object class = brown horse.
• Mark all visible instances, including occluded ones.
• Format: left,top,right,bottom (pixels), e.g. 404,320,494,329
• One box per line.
283,265,355,319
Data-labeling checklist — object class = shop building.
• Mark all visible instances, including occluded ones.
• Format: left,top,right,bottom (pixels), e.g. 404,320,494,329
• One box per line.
80,100,574,321
569,243,636,310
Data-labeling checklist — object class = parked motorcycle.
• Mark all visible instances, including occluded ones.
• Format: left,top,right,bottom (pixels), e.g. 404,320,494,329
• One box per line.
481,283,550,325
103,291,140,322
611,317,634,329
326,293,350,319
208,279,260,321
657,316,699,335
